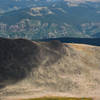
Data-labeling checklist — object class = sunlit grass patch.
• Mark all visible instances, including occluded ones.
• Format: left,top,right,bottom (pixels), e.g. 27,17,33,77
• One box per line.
23,97,93,100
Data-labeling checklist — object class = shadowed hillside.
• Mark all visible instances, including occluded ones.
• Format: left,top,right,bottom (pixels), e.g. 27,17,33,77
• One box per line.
0,38,100,100
38,37,100,46
0,38,66,88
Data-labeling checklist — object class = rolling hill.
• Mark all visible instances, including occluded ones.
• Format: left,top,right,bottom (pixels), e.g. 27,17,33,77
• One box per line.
0,38,100,100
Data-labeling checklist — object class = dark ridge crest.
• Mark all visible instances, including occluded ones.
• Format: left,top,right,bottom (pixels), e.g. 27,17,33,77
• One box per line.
0,38,65,88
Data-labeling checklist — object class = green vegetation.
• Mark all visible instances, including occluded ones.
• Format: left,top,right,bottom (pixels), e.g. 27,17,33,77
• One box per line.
0,0,100,39
23,97,93,100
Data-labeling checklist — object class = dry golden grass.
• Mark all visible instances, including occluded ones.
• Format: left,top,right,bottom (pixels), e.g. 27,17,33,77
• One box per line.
22,97,93,100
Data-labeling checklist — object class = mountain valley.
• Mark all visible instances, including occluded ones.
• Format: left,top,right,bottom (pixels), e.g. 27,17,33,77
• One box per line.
0,0,100,39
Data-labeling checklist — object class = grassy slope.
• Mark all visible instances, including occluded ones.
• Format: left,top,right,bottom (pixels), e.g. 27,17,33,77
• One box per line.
23,97,92,100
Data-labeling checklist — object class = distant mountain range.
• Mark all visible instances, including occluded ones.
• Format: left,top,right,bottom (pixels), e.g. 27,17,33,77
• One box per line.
0,0,56,13
0,0,100,39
